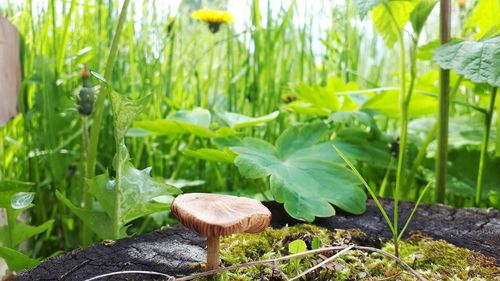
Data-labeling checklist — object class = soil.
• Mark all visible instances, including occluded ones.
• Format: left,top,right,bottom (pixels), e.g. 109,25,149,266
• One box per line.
15,200,499,281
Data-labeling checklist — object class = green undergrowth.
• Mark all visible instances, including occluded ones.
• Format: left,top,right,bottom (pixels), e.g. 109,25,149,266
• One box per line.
206,225,498,281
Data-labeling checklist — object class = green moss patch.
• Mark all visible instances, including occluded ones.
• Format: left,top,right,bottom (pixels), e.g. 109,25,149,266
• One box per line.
209,225,499,280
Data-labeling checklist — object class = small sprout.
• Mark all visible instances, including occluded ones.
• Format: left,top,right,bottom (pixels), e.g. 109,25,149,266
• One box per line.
171,193,271,271
191,8,233,34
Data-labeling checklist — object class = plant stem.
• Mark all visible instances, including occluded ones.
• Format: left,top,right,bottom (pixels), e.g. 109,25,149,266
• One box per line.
393,29,407,259
84,0,130,243
436,0,451,204
81,116,91,245
475,87,497,206
86,0,131,180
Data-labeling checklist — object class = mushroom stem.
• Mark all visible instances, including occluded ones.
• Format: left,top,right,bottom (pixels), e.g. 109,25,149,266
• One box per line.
206,235,220,271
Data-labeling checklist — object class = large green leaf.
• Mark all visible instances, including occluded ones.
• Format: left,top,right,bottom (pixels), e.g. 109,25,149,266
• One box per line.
0,246,39,271
410,0,437,35
433,37,500,87
372,1,415,48
0,220,54,247
230,124,366,222
133,108,220,138
465,0,500,39
216,111,279,129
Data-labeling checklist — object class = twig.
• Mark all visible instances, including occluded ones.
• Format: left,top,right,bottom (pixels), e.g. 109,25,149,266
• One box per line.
83,270,174,281
288,244,354,281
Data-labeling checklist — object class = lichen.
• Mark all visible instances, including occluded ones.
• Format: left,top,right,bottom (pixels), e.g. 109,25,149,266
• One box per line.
203,225,499,281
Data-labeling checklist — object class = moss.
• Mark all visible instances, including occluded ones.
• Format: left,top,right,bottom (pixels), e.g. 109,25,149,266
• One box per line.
205,225,499,281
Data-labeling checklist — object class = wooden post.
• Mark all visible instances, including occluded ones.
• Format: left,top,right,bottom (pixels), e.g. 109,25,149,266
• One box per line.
0,16,21,127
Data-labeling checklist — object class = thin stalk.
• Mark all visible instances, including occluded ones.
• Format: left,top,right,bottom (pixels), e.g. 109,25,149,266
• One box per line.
393,28,407,258
436,0,451,203
86,0,131,179
334,146,395,234
475,87,497,206
383,2,409,257
398,180,433,240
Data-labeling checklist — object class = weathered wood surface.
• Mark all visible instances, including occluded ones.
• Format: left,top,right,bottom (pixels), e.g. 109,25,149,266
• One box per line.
0,16,21,127
16,200,499,280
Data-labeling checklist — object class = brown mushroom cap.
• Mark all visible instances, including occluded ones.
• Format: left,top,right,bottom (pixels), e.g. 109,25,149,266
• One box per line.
171,193,271,237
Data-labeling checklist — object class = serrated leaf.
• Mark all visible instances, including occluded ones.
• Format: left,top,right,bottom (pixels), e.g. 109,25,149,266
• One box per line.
433,37,500,87
217,111,279,129
0,246,39,271
410,0,437,35
230,124,366,222
372,1,415,48
110,92,152,143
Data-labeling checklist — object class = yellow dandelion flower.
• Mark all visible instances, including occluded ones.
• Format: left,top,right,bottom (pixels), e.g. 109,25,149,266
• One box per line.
191,8,233,33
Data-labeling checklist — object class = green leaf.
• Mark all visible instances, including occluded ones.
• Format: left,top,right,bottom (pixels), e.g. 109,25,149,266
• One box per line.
56,191,117,239
10,192,35,209
0,220,54,247
134,108,218,138
183,148,236,163
288,239,308,254
362,90,437,118
433,37,500,87
0,246,39,271
372,1,415,48
110,92,152,144
311,237,322,250
353,0,384,18
80,92,182,239
290,83,339,113
465,0,500,39
230,124,366,222
0,181,34,208
216,111,279,129
417,40,440,60
410,0,437,35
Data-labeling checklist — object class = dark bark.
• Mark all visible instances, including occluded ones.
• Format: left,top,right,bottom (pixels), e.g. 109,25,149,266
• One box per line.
16,200,499,280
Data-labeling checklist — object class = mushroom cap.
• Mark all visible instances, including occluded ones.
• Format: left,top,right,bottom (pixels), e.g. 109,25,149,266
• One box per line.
171,193,271,237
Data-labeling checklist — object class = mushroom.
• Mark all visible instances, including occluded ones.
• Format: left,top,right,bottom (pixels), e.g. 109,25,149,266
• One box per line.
171,193,271,271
